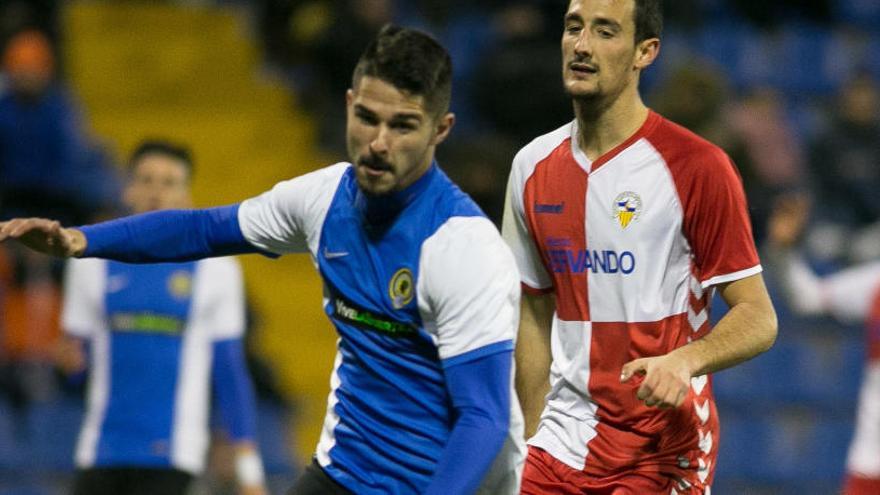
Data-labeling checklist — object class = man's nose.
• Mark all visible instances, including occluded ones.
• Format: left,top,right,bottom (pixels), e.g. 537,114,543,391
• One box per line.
370,125,391,154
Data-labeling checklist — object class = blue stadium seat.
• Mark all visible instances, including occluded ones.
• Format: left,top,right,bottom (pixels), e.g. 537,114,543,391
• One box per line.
834,0,880,28
716,411,850,483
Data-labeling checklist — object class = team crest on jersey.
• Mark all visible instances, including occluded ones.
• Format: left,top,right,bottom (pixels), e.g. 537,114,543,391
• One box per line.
168,271,193,300
388,268,414,309
613,191,643,229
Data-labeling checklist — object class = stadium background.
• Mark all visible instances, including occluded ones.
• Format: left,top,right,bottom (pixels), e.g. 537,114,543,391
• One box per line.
0,0,879,493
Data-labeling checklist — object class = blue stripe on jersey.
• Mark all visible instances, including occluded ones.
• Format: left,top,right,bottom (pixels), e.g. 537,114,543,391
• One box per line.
95,261,196,467
316,164,488,494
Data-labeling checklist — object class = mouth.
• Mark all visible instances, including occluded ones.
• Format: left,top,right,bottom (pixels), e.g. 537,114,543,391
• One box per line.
358,156,392,178
569,62,598,76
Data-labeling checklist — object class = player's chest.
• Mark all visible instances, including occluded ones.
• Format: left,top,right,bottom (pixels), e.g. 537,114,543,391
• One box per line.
317,212,423,324
103,262,196,336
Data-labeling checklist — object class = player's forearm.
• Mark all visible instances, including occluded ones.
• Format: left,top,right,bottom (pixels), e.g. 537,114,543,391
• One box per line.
516,292,554,438
427,349,512,495
516,337,551,438
673,296,777,377
79,205,261,262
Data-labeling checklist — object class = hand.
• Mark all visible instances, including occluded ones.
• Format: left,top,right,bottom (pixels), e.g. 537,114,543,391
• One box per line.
620,353,693,409
0,218,86,257
767,193,810,248
54,337,87,375
239,484,267,495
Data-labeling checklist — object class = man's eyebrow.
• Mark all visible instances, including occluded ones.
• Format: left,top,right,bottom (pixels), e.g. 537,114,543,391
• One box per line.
564,12,584,24
593,17,623,30
390,112,422,122
353,103,376,115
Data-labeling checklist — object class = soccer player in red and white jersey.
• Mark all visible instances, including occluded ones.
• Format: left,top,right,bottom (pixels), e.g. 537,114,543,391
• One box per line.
767,196,880,495
502,0,778,493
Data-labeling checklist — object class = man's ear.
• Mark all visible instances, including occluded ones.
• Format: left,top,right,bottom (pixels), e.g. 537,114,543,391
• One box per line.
432,112,455,146
634,38,660,71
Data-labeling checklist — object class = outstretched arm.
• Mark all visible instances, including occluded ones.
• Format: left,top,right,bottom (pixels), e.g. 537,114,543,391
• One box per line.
621,273,777,408
0,205,266,262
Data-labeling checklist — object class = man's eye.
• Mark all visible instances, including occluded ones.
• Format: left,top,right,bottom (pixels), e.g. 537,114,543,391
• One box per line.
357,113,378,125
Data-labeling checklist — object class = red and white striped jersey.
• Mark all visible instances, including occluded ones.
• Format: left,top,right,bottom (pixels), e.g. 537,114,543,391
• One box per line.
502,111,761,487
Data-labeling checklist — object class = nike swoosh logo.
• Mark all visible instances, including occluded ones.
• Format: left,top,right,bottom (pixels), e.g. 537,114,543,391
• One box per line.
323,248,350,259
106,275,128,293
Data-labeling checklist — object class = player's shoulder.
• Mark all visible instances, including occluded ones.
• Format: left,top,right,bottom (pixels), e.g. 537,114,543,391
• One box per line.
426,215,513,265
647,112,730,170
272,162,350,192
512,122,574,171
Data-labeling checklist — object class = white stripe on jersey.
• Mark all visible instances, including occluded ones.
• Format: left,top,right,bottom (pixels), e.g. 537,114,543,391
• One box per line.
76,326,110,468
847,362,880,476
529,319,599,470
317,347,344,468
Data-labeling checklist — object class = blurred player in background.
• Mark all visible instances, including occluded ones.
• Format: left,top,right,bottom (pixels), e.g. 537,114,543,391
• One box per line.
55,140,266,495
767,195,880,495
0,25,525,495
503,0,777,492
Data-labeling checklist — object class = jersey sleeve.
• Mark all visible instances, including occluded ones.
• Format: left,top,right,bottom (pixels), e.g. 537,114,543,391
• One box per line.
417,217,520,362
501,151,553,293
819,261,880,323
61,258,106,338
238,163,348,255
680,148,761,288
196,257,246,341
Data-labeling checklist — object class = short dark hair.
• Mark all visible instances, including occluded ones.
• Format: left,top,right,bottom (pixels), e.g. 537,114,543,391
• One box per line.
128,139,194,179
351,24,452,116
634,0,663,43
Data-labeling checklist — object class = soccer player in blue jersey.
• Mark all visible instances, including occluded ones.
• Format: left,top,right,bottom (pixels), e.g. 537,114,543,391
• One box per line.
1,26,525,495
54,140,267,495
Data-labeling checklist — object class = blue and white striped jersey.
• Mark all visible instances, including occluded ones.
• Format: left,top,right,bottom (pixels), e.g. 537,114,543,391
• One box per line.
239,163,525,494
61,256,245,474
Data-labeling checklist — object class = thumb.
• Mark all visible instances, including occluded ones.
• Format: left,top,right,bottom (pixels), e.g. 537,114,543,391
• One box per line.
620,359,647,383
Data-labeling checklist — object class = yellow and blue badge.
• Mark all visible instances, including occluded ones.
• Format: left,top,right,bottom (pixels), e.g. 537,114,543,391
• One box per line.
613,191,643,229
389,268,414,309
168,270,193,300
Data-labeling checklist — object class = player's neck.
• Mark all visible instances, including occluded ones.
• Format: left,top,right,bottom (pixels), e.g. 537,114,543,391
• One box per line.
573,92,649,162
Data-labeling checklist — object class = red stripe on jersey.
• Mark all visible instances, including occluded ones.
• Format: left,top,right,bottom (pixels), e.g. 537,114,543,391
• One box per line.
647,114,760,285
523,139,590,321
522,283,555,296
583,315,718,486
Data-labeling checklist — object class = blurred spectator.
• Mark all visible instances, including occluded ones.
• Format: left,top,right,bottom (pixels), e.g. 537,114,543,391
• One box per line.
437,133,519,226
730,0,832,29
806,72,880,263
0,29,120,224
472,3,570,146
0,29,120,460
727,86,806,243
302,0,393,154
